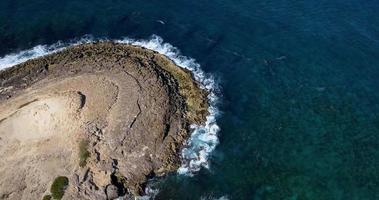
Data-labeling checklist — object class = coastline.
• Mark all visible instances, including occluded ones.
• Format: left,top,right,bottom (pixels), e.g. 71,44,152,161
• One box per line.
0,42,209,199
0,35,221,176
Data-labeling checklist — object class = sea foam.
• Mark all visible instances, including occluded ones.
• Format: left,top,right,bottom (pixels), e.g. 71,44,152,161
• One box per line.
0,36,94,71
0,35,220,176
116,35,221,175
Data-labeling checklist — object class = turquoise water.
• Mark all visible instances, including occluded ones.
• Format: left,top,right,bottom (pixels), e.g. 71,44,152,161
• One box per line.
1,0,379,199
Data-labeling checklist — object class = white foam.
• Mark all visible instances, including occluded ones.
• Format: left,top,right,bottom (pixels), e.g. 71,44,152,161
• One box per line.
0,35,220,176
116,35,221,175
135,185,160,200
0,36,94,71
0,44,60,70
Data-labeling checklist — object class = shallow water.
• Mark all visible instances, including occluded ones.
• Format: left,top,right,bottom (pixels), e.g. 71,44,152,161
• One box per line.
1,0,379,199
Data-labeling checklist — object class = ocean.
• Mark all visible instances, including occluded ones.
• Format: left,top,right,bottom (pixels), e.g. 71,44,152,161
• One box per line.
1,0,379,199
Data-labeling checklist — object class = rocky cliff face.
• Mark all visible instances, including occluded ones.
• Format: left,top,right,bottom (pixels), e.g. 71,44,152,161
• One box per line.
0,42,208,200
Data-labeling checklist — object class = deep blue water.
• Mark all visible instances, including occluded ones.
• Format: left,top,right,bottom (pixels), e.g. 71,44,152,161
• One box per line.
1,0,379,199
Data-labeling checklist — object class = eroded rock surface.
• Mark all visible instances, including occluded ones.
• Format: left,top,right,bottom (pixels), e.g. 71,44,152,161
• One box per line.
0,42,208,200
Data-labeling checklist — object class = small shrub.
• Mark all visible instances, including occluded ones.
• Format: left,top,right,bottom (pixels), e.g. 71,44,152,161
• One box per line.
79,140,90,167
42,195,51,200
50,176,69,199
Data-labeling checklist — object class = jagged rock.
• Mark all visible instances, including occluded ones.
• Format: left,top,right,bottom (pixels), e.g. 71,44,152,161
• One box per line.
105,184,119,200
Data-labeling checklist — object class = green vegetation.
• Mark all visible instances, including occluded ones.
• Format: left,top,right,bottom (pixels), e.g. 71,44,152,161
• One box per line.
50,176,69,199
79,140,90,167
42,195,51,200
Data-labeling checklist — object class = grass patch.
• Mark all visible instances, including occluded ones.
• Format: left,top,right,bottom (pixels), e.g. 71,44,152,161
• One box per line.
50,176,69,199
79,140,90,167
42,194,51,200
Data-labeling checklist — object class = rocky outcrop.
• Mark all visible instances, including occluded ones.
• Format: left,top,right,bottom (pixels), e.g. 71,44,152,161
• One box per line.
0,42,208,200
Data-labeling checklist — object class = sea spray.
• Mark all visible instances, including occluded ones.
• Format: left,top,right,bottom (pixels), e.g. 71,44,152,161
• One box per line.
0,35,221,176
0,36,94,70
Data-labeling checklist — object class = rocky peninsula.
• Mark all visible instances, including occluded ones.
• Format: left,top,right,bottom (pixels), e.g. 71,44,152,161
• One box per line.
0,42,208,200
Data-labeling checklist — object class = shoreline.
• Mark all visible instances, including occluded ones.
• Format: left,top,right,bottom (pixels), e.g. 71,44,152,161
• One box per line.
0,42,208,199
0,36,221,176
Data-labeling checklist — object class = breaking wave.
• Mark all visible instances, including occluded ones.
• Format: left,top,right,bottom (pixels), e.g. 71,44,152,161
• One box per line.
0,36,94,70
0,35,220,176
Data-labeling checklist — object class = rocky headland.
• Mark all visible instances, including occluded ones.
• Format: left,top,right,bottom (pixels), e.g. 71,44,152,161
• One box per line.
0,42,208,200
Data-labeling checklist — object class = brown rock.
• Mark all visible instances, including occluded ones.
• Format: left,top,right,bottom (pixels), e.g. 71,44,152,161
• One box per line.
0,42,208,199
105,184,119,200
